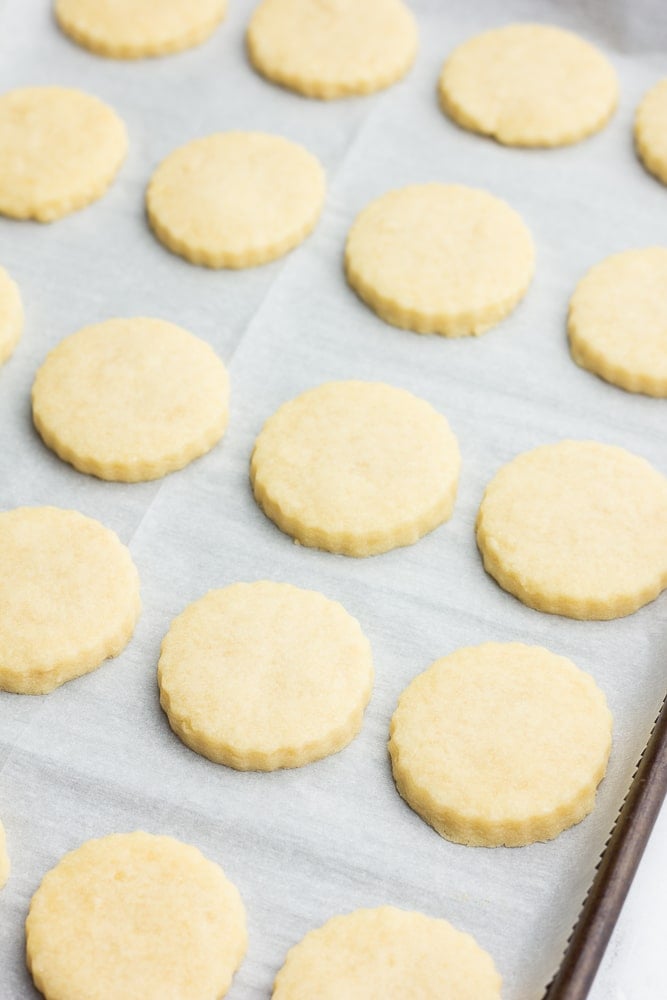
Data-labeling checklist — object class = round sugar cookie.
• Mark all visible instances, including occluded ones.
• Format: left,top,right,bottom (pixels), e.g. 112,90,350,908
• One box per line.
0,265,23,365
159,581,373,770
250,381,461,556
568,248,667,397
55,0,227,59
389,643,612,847
0,507,141,694
32,318,230,482
0,821,8,889
146,131,325,268
439,24,618,147
476,441,667,620
344,184,534,336
247,0,418,100
272,906,501,999
635,78,667,186
0,87,127,222
26,832,246,1000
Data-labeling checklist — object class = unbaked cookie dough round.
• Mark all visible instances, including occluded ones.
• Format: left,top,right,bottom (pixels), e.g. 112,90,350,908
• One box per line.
568,248,667,397
26,832,246,1000
272,906,501,998
146,131,325,268
389,643,612,847
0,821,8,889
159,581,374,770
477,441,667,620
55,0,227,59
250,381,461,556
0,507,141,694
32,317,230,482
247,0,418,99
345,184,534,336
0,265,23,365
439,24,618,147
0,87,127,222
635,78,667,186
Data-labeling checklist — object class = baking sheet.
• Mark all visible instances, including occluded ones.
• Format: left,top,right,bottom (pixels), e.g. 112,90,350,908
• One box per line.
1,1,666,997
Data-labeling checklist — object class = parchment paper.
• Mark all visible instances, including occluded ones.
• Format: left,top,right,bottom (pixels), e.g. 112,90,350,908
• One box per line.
0,2,666,997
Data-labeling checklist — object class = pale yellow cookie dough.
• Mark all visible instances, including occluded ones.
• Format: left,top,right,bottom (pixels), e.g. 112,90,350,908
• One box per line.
146,131,325,268
272,906,501,999
55,0,227,59
389,643,612,847
0,821,8,889
0,507,141,694
0,265,23,365
159,581,373,770
247,0,418,99
439,24,618,147
477,441,667,619
251,381,460,556
0,87,127,222
568,248,667,396
345,184,534,336
26,832,246,1000
635,78,667,186
32,317,230,482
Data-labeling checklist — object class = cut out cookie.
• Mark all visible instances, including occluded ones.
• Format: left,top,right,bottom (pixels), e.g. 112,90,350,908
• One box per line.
635,79,667,186
250,381,460,556
568,248,667,397
247,0,418,99
477,441,667,619
0,821,8,888
146,131,325,268
55,0,227,59
439,24,618,147
273,906,501,998
159,581,373,770
0,87,127,221
32,317,230,481
0,265,23,365
345,184,534,336
0,507,141,693
389,643,612,847
26,832,246,1000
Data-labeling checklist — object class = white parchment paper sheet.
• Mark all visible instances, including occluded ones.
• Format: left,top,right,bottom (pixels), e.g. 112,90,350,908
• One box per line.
0,1,666,997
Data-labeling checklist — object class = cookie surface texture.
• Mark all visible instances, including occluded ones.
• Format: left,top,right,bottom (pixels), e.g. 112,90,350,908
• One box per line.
0,265,23,364
345,184,534,336
32,317,230,482
0,87,127,221
159,581,373,770
146,131,325,268
26,832,246,1000
0,821,8,888
568,248,667,396
477,441,667,619
0,507,141,694
250,380,461,556
272,906,501,999
635,78,667,185
247,0,418,99
439,24,618,146
389,643,612,847
55,0,227,58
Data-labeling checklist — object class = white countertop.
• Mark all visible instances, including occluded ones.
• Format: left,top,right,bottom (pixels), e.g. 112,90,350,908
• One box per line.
590,798,667,1000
